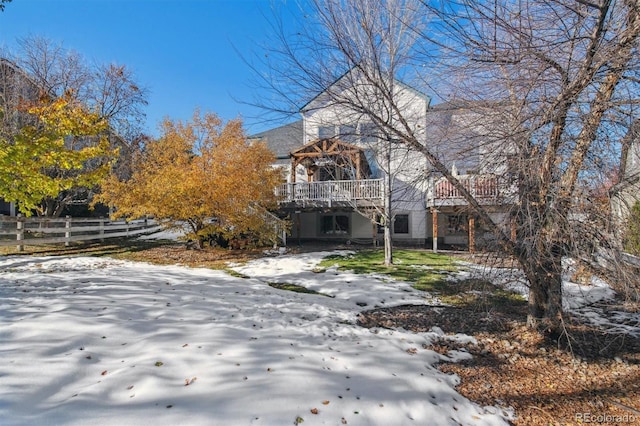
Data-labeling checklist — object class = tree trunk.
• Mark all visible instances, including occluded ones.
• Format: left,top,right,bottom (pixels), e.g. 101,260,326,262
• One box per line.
384,222,393,266
383,167,393,266
521,250,563,333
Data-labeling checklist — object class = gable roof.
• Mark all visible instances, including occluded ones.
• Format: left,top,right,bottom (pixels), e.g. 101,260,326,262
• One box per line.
299,66,431,113
249,120,303,162
290,137,364,157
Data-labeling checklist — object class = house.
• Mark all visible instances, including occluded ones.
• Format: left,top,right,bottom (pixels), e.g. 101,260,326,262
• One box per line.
0,57,126,218
252,72,516,251
610,119,640,233
0,58,40,217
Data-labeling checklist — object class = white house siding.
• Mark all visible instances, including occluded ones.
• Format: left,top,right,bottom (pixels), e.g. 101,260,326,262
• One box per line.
291,211,373,241
392,210,428,246
611,137,640,231
264,71,517,249
299,71,431,243
351,213,376,240
295,212,318,239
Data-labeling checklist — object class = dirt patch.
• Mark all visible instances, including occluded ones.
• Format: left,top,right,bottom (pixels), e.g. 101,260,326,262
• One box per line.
358,304,640,425
111,243,268,268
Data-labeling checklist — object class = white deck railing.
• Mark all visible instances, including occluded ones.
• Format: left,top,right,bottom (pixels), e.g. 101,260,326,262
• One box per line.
276,179,384,204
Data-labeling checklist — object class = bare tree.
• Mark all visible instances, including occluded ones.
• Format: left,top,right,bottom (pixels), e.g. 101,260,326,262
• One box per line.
429,0,640,331
260,0,640,332
89,62,149,141
255,0,429,265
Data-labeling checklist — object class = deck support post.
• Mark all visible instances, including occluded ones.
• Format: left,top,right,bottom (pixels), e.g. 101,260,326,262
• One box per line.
431,208,438,253
468,215,475,254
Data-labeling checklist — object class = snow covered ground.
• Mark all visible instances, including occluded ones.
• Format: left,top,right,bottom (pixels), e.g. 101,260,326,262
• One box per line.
459,259,640,338
2,247,636,425
0,251,514,426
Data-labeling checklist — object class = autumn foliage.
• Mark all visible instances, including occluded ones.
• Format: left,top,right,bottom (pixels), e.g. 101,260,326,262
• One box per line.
0,94,114,216
97,110,283,247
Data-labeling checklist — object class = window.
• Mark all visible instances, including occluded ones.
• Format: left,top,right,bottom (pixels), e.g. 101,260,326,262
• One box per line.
319,126,335,139
360,122,378,144
321,214,350,235
339,125,357,143
394,214,409,234
447,215,467,234
0,199,11,216
319,166,337,181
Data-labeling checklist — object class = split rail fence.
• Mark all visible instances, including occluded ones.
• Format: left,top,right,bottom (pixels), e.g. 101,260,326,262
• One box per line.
0,216,161,251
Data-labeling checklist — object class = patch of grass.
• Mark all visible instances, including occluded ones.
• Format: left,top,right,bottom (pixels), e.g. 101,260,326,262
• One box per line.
319,249,458,288
320,249,525,312
224,269,250,279
268,281,332,297
431,278,527,312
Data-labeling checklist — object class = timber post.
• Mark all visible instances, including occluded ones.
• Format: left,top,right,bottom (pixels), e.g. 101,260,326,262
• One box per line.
431,208,438,253
468,215,475,254
295,210,301,246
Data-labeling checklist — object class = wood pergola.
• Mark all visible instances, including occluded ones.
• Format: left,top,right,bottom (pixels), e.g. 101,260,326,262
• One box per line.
289,138,371,183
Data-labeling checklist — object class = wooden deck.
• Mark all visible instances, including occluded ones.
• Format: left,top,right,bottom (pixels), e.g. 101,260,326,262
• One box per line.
427,174,515,207
276,179,383,208
276,175,515,209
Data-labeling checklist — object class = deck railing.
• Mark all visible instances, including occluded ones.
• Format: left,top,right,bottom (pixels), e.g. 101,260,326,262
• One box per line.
434,175,499,199
276,179,384,204
428,174,513,207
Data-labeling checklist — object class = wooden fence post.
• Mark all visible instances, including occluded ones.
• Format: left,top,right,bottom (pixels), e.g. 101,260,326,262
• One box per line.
16,214,24,252
65,215,71,247
99,217,105,242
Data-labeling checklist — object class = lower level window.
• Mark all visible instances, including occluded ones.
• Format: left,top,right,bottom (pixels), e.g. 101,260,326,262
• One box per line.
394,214,409,234
321,214,350,235
447,215,467,234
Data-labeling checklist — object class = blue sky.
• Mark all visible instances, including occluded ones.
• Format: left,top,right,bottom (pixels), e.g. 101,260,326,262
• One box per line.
0,0,298,136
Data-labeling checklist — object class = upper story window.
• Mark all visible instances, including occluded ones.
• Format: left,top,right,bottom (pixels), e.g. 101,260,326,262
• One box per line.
339,125,357,143
360,122,378,144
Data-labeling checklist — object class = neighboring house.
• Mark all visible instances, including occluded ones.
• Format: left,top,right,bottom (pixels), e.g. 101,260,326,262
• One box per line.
0,57,124,218
611,120,640,232
0,199,15,216
0,58,40,216
253,71,516,251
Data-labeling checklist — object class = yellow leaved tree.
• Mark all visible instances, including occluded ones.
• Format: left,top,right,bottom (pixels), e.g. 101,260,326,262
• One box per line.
0,93,115,216
97,110,284,248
